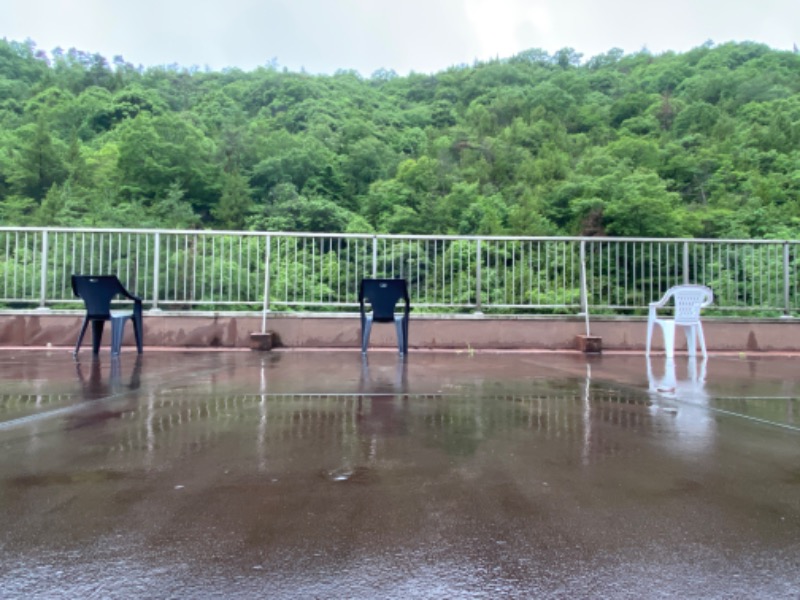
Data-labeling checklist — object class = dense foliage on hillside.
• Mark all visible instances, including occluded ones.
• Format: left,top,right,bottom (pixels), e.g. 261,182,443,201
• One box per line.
1,39,799,238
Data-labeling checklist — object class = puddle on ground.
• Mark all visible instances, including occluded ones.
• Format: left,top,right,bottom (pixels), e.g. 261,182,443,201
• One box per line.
0,351,798,598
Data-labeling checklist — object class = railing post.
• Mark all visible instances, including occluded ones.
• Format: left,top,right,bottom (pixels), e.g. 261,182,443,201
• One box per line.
475,238,483,314
372,235,378,278
683,241,690,284
783,241,791,317
37,229,50,311
579,240,588,319
261,235,272,333
151,231,161,311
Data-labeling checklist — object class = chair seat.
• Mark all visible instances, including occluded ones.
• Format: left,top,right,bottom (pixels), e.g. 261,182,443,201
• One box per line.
109,309,134,318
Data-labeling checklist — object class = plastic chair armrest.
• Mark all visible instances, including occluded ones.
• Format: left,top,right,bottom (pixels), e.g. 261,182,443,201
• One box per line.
120,288,142,302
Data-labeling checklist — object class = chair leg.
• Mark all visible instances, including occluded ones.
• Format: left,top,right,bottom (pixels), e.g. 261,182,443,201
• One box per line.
394,316,404,354
91,320,105,355
646,319,654,355
133,313,143,353
696,323,707,359
661,321,676,358
684,325,697,358
74,317,90,356
361,316,373,353
111,317,125,356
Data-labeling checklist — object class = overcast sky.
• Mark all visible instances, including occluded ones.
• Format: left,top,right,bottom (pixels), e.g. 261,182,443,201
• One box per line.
1,0,798,75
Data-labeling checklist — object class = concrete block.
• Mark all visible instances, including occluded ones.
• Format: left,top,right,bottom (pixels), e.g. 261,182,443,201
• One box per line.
249,332,273,351
576,335,602,354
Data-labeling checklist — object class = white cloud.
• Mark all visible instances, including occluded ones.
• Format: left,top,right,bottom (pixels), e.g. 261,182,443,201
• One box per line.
1,0,798,75
464,0,553,61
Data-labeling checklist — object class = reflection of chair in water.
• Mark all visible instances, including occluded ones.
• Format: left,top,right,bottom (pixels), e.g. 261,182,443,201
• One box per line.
359,354,408,395
323,356,409,482
646,356,707,399
72,275,143,356
70,356,143,429
646,284,713,358
646,356,715,451
75,355,143,400
359,278,411,355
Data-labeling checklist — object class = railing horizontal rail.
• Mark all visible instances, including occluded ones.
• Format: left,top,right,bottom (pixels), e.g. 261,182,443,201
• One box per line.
0,227,797,317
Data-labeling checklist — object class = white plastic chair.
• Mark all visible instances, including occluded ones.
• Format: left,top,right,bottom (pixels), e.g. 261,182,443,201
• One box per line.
646,285,713,358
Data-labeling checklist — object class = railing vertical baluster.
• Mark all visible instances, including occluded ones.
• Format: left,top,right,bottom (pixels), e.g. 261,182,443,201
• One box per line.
39,230,49,309
261,234,272,333
424,239,430,306
183,235,189,303
336,237,342,302
579,240,588,319
371,235,378,278
587,241,593,307
54,233,62,299
163,234,172,305
683,241,690,284
623,242,628,308
108,232,114,274
14,232,20,300
284,238,289,303
133,235,139,295
414,239,419,306
475,239,482,314
238,236,243,303
212,236,217,303
345,238,351,303
537,241,542,305
152,231,161,311
300,238,305,304
784,241,791,316
450,240,455,306
20,232,29,301
3,233,9,299
88,232,94,274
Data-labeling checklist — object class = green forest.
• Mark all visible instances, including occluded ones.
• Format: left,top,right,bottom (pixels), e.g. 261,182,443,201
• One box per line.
1,39,799,239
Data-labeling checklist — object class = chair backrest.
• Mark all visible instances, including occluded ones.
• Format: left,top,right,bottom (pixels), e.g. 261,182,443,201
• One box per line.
71,275,128,318
667,285,713,325
359,278,409,322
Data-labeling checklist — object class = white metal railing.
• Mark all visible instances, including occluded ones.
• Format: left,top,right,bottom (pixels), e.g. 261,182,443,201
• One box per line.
1,227,798,317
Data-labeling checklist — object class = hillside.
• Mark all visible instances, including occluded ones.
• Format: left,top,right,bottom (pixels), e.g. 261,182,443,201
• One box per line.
1,39,799,238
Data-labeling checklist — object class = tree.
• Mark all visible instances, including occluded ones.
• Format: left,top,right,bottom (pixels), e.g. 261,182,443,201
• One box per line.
603,170,686,237
213,171,252,230
149,182,200,229
115,112,219,216
249,183,367,233
7,118,68,201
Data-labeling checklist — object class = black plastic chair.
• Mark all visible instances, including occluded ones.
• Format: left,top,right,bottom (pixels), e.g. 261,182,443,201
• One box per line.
72,275,143,356
359,278,411,354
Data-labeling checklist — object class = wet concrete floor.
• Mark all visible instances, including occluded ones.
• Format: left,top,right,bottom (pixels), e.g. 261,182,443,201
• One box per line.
0,349,798,598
